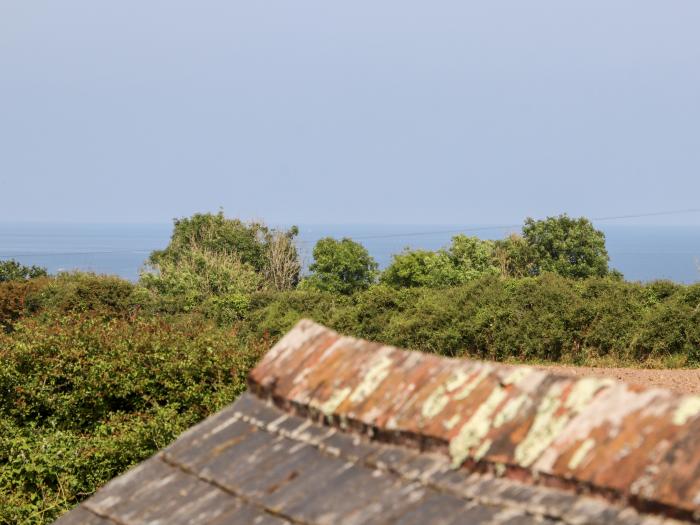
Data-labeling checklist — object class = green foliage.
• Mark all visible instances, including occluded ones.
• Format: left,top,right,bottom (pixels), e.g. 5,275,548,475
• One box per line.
149,212,300,287
141,247,262,314
0,260,47,283
301,237,378,295
243,289,350,340
381,249,457,288
492,234,535,278
1,272,148,333
0,312,263,523
383,216,614,285
522,215,611,278
149,211,269,271
0,279,48,332
332,284,421,343
643,279,682,305
34,272,149,317
143,212,301,312
201,293,251,324
247,274,698,367
382,235,499,288
0,407,186,524
449,235,498,277
630,283,700,363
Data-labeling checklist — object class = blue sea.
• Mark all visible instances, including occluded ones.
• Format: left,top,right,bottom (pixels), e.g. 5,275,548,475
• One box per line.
0,223,698,284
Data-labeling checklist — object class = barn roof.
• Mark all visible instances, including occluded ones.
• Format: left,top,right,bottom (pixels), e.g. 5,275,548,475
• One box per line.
56,320,700,524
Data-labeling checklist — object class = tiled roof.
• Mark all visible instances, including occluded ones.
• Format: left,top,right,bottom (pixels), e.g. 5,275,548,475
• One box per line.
56,320,700,524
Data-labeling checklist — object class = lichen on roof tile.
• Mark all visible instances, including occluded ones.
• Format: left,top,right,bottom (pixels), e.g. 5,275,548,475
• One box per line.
248,320,700,520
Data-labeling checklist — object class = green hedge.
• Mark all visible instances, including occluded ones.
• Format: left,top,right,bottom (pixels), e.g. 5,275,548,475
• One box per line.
0,311,263,524
2,271,700,524
244,274,700,366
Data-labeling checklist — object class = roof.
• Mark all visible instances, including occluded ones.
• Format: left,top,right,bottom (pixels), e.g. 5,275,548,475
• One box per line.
56,319,700,525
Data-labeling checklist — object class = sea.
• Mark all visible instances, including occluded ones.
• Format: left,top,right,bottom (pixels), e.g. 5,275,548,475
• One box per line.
1,223,698,284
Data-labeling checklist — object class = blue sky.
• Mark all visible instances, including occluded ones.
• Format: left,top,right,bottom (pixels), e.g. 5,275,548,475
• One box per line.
1,1,699,225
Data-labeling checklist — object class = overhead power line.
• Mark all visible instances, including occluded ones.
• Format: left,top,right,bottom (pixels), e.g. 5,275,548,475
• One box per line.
0,250,151,257
298,224,522,243
2,208,699,256
298,207,700,243
589,208,700,222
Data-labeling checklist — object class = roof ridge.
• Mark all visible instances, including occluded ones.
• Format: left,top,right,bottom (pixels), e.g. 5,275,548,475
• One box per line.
248,319,700,522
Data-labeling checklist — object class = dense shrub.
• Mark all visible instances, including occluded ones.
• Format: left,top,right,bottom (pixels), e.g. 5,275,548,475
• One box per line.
243,289,351,340
32,273,149,317
0,278,49,332
0,260,47,283
332,284,420,343
345,275,587,361
0,312,264,524
149,212,271,272
381,216,615,285
380,249,455,288
200,292,252,324
245,274,698,366
630,284,700,363
492,233,535,278
141,212,301,315
147,212,301,290
0,407,185,525
141,247,261,314
382,236,499,288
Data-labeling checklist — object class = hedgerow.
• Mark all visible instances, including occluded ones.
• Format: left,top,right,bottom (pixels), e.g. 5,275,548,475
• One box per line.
0,310,264,524
243,274,700,367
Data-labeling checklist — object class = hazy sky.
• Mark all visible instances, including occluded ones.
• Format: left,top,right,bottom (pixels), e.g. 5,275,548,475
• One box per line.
2,1,699,225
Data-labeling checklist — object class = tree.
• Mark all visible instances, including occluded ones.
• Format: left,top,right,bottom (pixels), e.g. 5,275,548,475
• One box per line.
301,238,378,295
448,235,499,280
492,234,535,278
141,246,262,314
381,236,498,288
381,249,459,288
522,215,610,278
0,259,47,283
263,226,302,291
141,212,301,317
148,211,270,272
145,212,301,292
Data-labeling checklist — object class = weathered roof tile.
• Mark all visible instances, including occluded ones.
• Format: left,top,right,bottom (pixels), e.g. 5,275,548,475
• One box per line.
249,320,700,520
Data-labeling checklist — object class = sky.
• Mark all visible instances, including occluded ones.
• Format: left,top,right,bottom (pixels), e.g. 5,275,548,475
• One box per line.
1,1,700,226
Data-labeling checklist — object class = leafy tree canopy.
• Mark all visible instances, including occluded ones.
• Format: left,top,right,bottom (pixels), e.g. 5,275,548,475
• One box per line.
522,214,611,278
143,212,301,311
493,234,535,278
448,235,499,279
381,236,498,288
150,211,271,271
381,249,458,288
0,259,47,283
301,237,378,295
141,247,261,315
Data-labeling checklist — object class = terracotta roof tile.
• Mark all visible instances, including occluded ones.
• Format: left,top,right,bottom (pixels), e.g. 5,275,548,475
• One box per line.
249,320,700,520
